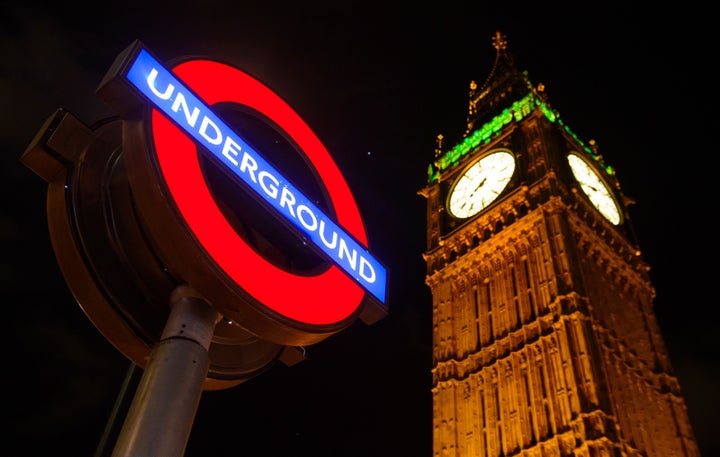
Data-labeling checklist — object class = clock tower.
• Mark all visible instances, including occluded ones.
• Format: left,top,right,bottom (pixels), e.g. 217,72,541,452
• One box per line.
419,31,700,457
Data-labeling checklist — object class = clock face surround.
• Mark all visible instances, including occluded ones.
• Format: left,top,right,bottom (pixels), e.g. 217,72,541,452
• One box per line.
567,152,622,225
447,150,516,219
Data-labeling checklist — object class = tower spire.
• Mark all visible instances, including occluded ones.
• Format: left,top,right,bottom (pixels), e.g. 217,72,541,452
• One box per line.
492,29,508,52
465,30,525,136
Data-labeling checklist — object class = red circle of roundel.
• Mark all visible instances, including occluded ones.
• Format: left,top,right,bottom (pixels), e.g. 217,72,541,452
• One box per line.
150,59,366,325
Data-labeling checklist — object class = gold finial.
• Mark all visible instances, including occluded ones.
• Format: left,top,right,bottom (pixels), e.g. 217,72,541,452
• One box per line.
588,139,604,161
589,139,598,153
467,80,478,125
492,31,507,51
435,134,444,158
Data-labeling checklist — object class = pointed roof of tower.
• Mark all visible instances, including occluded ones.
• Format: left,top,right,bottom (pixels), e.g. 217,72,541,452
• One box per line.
428,31,613,184
465,31,535,135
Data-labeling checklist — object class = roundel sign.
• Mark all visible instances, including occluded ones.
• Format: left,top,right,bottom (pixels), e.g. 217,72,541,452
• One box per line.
98,41,387,343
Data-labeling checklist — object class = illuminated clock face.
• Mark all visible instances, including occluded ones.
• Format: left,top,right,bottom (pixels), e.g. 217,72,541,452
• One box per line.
567,152,622,225
447,150,516,219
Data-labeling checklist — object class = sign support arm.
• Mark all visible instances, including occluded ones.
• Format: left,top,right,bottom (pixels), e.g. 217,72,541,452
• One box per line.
111,286,219,457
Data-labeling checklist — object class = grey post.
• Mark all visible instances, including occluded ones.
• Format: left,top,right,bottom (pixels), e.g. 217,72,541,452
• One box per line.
111,285,219,457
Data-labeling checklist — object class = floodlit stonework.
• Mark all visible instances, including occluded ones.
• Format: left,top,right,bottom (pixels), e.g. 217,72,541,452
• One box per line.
420,32,700,457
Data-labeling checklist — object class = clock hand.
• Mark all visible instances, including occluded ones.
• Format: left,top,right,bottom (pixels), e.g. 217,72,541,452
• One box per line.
577,177,600,193
466,177,487,201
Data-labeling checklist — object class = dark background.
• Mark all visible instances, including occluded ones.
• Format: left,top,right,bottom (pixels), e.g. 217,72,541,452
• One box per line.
4,2,716,456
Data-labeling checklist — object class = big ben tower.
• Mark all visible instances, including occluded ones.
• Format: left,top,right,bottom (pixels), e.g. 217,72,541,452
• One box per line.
419,32,700,457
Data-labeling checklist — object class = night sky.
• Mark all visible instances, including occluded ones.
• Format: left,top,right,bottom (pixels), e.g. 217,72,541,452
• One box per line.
4,2,717,456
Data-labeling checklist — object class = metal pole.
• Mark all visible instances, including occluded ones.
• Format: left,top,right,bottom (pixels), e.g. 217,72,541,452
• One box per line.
93,362,141,457
111,285,219,457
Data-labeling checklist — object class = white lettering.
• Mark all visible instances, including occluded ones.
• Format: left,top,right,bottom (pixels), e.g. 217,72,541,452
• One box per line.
147,68,174,100
222,136,241,166
199,117,222,145
338,238,357,271
318,220,338,249
239,152,258,183
171,92,200,127
258,171,279,199
279,187,296,217
297,205,317,231
359,256,376,283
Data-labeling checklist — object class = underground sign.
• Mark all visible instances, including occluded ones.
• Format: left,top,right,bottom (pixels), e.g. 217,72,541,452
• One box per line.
97,41,387,342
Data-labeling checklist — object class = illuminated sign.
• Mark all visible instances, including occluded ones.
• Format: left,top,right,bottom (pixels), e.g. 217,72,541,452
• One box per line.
113,45,386,323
